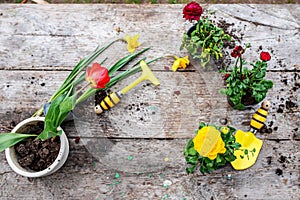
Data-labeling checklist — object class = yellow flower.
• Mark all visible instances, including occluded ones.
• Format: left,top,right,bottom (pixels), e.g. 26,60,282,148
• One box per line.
125,34,140,53
220,126,229,134
172,56,190,71
193,126,226,160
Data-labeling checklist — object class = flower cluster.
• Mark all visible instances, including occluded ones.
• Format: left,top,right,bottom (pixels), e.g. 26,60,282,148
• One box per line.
220,44,273,110
231,45,245,58
184,122,240,174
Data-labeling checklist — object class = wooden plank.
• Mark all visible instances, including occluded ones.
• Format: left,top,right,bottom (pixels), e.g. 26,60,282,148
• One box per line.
0,4,299,71
0,139,298,199
0,4,298,199
0,70,299,139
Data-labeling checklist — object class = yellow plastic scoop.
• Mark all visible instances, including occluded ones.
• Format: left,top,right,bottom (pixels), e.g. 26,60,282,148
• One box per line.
121,60,160,94
231,130,263,170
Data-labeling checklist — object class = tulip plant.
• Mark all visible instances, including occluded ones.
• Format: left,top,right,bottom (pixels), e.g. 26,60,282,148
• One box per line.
180,1,231,67
0,37,157,152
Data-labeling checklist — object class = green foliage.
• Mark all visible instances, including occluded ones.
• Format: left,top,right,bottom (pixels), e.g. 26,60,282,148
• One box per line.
180,17,231,67
1,40,158,151
37,88,76,141
0,133,37,152
221,46,273,110
184,122,240,174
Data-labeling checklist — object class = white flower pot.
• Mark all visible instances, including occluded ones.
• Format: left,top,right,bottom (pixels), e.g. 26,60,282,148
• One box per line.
5,117,69,178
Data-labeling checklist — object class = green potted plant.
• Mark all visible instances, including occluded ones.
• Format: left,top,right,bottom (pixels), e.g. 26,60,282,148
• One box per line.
220,44,273,110
184,121,262,174
1,36,160,177
180,1,231,68
184,122,241,174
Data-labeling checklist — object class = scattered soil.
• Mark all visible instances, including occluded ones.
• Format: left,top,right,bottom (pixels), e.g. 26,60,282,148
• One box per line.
276,72,299,114
260,124,273,134
278,155,287,163
266,156,272,165
275,168,283,176
14,122,60,172
213,19,242,70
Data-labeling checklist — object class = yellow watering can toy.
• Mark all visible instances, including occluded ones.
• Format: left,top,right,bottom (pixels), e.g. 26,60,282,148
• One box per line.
94,60,160,114
231,100,271,170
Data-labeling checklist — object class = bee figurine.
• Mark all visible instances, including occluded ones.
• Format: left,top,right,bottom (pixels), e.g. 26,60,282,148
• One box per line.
94,60,160,114
250,100,271,133
94,92,122,114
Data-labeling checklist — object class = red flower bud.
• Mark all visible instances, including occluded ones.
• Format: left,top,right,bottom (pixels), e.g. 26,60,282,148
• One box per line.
75,136,80,144
231,46,245,58
260,51,271,62
86,62,110,89
183,1,203,22
224,73,230,80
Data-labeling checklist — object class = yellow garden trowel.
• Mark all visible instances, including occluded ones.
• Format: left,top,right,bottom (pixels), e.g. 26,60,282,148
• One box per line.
231,100,271,170
94,60,160,114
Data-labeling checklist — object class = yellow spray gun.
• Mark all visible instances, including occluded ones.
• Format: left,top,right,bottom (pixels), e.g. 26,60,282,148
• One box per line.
231,100,271,170
94,60,160,114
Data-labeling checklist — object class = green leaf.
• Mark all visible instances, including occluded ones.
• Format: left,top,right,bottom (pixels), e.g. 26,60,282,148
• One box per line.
198,122,207,130
0,133,37,152
186,165,196,174
108,48,150,75
59,95,76,115
56,94,77,127
216,155,222,163
46,93,66,121
186,156,199,164
219,88,227,95
37,130,62,141
188,147,198,156
37,92,71,141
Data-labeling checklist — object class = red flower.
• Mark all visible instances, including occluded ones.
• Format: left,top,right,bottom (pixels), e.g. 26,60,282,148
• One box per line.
231,46,245,58
183,1,203,22
224,73,230,80
260,51,271,61
86,62,110,89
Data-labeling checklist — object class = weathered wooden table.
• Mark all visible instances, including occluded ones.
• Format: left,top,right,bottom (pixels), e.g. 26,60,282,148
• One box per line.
0,4,299,200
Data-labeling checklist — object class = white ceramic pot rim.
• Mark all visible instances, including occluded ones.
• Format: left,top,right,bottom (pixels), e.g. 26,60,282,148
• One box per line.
5,117,69,178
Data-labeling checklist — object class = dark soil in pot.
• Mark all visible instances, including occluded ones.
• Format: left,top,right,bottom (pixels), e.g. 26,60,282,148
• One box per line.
14,121,60,171
227,94,259,110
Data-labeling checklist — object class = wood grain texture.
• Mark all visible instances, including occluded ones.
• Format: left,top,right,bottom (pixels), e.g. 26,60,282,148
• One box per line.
0,139,299,199
0,70,299,139
0,4,299,200
0,4,299,71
